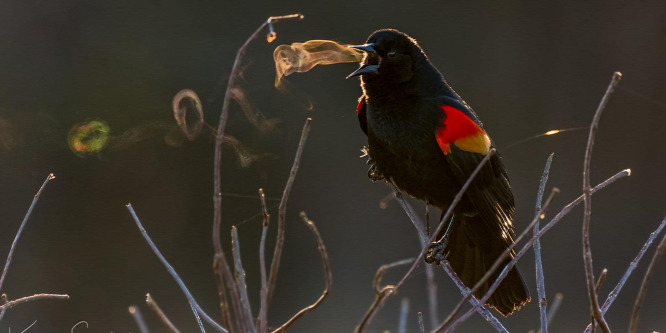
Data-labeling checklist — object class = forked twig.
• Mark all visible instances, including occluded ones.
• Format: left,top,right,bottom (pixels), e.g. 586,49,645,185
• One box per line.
266,118,312,309
629,221,666,333
0,173,55,293
258,188,270,333
356,149,497,332
129,305,149,333
582,71,621,333
212,13,303,327
442,169,630,332
534,154,553,333
271,212,331,333
127,204,227,333
357,258,414,333
146,293,181,333
584,216,666,333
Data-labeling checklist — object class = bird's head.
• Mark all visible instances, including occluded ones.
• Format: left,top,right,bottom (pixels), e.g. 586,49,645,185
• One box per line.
346,29,424,83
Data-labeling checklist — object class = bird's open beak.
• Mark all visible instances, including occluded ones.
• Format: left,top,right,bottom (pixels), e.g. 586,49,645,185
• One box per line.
346,43,379,78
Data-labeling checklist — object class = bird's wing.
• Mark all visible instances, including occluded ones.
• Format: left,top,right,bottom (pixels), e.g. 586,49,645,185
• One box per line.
434,99,516,245
356,95,368,135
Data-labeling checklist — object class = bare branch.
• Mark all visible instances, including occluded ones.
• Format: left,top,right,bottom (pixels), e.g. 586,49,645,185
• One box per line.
146,293,181,333
582,71,621,333
129,305,149,333
231,227,257,333
583,215,666,333
258,188,270,333
126,203,227,333
0,173,55,293
442,168,630,332
534,153,554,333
355,149,497,332
212,13,303,327
271,212,331,333
0,293,69,312
267,118,312,308
629,220,666,333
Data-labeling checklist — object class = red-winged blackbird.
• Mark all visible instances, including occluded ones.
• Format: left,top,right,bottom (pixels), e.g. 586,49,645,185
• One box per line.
347,29,530,316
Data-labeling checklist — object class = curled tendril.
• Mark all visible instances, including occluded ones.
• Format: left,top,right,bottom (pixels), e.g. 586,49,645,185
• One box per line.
172,89,204,141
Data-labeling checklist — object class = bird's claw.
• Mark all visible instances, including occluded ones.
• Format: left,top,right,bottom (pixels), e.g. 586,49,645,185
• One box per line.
361,146,385,182
425,241,446,265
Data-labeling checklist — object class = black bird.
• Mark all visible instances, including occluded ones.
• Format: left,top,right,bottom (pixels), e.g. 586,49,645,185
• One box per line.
347,29,530,316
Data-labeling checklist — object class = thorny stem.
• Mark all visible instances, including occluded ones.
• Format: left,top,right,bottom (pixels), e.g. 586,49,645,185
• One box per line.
582,71,621,333
212,13,302,327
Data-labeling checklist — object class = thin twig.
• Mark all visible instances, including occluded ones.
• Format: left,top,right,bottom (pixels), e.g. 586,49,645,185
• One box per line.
583,215,666,333
127,204,227,333
231,227,257,333
146,293,181,333
129,305,149,333
356,149,497,333
0,293,8,321
581,72,622,333
424,265,438,330
0,173,55,293
357,258,414,333
257,188,270,333
212,13,303,327
0,293,69,311
442,168,630,332
266,118,312,308
388,183,428,245
271,212,331,333
440,187,559,332
418,312,425,333
534,153,553,333
398,297,409,333
629,220,666,333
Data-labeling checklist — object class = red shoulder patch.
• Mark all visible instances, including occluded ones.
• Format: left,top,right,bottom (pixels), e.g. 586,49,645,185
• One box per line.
357,97,366,115
436,105,490,155
357,96,368,135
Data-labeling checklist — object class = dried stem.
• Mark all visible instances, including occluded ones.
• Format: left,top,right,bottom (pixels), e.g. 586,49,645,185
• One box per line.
583,215,666,333
271,212,331,333
129,305,149,333
418,312,425,333
231,227,256,333
534,154,553,333
629,221,666,333
356,149,497,332
266,118,312,309
424,264,438,330
442,168,630,332
257,188,270,333
594,269,608,295
0,173,55,293
398,297,409,333
146,293,181,333
357,258,414,333
582,71,621,333
212,13,303,326
126,204,227,333
0,293,8,321
0,293,69,312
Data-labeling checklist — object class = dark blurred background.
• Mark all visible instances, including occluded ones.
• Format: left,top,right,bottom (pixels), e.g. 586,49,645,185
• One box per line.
0,1,665,332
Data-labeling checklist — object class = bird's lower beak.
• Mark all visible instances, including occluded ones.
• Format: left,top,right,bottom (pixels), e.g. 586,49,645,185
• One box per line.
346,43,379,79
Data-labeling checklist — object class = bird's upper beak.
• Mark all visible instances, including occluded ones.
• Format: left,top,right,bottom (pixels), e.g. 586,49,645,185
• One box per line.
346,43,379,79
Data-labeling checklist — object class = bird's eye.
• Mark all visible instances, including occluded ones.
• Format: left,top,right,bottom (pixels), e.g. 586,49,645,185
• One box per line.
387,50,396,58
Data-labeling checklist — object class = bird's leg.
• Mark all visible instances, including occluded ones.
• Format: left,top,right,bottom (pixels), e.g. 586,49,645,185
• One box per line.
425,214,455,264
360,145,384,182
